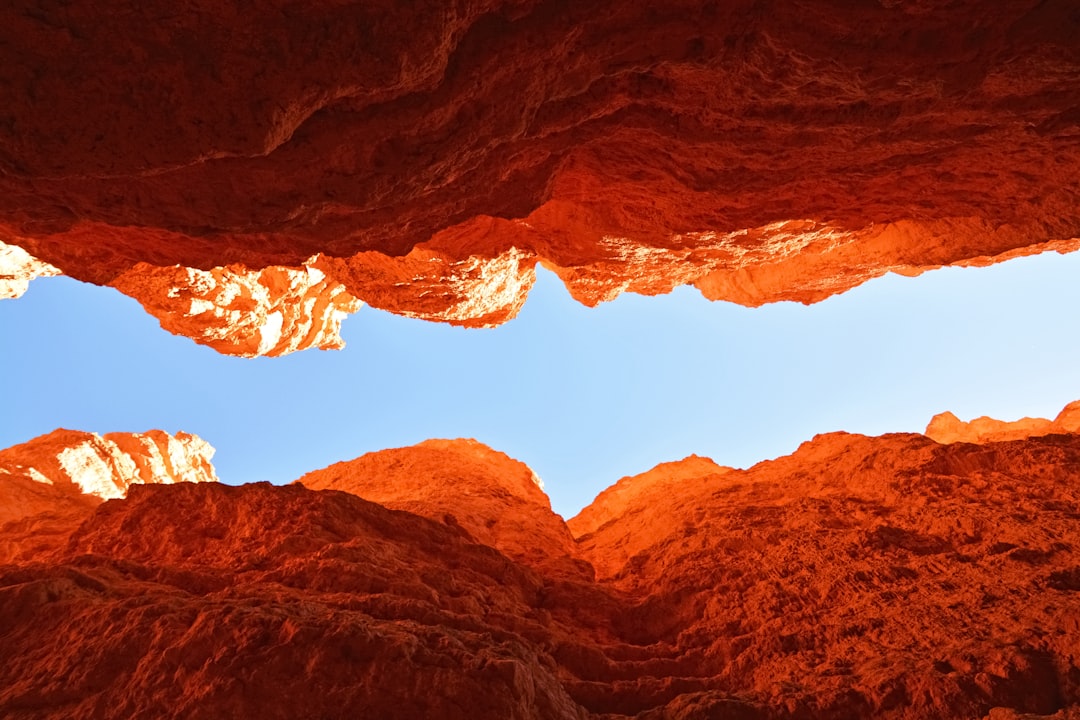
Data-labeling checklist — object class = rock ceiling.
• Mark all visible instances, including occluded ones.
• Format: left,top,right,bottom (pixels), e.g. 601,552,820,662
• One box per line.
2,0,1078,354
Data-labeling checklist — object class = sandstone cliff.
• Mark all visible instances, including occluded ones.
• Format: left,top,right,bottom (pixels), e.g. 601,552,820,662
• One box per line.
1,2,1078,354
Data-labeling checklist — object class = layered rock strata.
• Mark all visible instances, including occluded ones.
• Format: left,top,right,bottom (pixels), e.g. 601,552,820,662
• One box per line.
2,2,1079,354
2,408,1080,718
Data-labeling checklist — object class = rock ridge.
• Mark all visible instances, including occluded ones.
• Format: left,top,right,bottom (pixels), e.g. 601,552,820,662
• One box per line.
3,409,1080,718
926,400,1080,444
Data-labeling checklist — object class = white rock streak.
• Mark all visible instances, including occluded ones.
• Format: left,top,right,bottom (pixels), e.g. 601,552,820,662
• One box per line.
27,467,54,486
58,441,140,500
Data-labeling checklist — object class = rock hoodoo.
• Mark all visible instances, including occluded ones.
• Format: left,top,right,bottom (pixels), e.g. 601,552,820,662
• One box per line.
1,1,1078,354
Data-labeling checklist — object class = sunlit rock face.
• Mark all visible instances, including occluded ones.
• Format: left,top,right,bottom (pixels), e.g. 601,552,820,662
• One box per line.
2,421,1080,718
0,428,218,517
298,438,588,578
110,260,362,356
566,454,734,579
569,430,1080,718
926,400,1080,444
0,240,58,299
2,1,1078,353
0,428,218,563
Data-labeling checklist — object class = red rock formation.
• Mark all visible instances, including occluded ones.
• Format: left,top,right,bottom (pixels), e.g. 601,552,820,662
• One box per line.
567,454,734,580
1,2,1078,353
0,482,587,720
109,261,362,357
927,400,1080,444
3,423,1079,718
571,431,1080,717
0,428,218,506
0,428,218,562
298,438,591,579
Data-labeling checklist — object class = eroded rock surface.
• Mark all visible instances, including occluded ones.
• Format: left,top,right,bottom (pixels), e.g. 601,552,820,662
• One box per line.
0,428,218,507
298,438,589,578
0,240,58,299
110,261,362,357
2,1,1078,353
926,400,1080,444
0,428,218,563
2,418,1079,718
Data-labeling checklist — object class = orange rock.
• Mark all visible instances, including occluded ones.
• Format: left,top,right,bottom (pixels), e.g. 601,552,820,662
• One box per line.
926,399,1080,444
0,428,219,562
2,418,1079,718
567,455,733,580
298,438,590,579
2,2,1078,352
1,482,587,720
0,428,218,505
110,261,362,356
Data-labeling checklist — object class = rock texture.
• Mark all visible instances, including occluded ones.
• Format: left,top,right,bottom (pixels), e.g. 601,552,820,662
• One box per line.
110,261,362,357
0,240,58,299
298,438,590,579
0,429,218,506
0,429,218,563
3,416,1080,718
2,1,1079,353
927,400,1080,444
572,431,1080,718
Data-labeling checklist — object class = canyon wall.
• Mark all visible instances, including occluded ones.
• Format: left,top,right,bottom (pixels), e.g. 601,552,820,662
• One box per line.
1,1,1078,354
2,406,1079,718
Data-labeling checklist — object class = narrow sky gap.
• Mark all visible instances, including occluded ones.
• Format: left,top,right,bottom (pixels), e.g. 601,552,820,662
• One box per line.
2,251,1079,518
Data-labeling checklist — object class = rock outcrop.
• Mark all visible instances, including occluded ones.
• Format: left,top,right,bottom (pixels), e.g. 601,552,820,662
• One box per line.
0,429,219,563
926,400,1080,444
0,240,58,299
2,2,1078,353
110,261,362,357
298,438,590,579
567,454,734,580
0,481,587,720
2,418,1079,718
0,428,218,508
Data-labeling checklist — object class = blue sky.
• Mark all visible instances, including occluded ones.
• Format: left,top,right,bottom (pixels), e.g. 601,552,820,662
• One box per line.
2,252,1079,518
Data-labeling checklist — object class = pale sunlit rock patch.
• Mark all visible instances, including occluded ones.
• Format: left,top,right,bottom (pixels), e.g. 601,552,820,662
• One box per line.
0,241,59,299
109,261,362,357
0,429,219,503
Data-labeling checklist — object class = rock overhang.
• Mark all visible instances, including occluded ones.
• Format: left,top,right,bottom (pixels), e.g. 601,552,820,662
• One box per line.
1,0,1078,355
